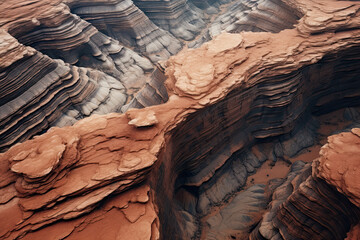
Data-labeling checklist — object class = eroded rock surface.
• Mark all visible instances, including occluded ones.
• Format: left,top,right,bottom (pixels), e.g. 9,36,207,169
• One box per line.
1,0,360,239
67,0,183,62
0,0,240,151
0,30,128,151
250,130,360,240
189,0,302,48
0,114,159,239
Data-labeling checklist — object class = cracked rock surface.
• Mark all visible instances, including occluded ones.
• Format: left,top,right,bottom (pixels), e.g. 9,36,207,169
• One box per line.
1,0,360,239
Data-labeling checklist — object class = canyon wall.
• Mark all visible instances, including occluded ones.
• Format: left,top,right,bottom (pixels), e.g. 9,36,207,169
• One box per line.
1,0,360,239
0,0,306,151
0,0,223,151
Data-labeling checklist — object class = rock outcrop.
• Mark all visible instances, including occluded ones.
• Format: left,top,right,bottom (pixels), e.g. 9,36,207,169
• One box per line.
0,0,241,151
189,0,303,48
0,114,159,239
67,0,183,62
1,0,360,239
0,30,128,151
250,129,360,240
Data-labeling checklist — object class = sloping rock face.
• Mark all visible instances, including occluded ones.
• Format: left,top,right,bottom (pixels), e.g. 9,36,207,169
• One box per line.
0,114,159,239
0,30,127,151
67,0,183,62
189,0,302,48
250,129,360,240
0,0,155,151
132,0,207,41
0,0,248,151
1,0,360,239
1,0,154,92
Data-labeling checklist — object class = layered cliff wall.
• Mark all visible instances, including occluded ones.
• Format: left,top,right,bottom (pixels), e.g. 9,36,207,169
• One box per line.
0,30,129,151
67,0,183,62
250,129,360,240
0,0,255,151
1,0,360,239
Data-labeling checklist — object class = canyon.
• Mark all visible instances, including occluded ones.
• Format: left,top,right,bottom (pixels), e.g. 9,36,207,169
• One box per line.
1,0,360,239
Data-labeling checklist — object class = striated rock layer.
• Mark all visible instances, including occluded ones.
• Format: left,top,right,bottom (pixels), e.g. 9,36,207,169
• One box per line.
68,0,183,62
0,114,159,239
250,130,360,240
132,0,207,41
0,0,158,151
0,0,241,151
1,0,154,91
189,0,303,48
0,30,128,151
1,0,360,239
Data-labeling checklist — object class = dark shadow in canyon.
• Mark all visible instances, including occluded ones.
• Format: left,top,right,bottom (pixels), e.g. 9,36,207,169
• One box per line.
150,45,360,239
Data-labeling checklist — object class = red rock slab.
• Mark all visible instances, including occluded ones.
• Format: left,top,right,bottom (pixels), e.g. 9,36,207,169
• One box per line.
314,128,360,208
346,223,360,240
20,184,159,240
1,0,360,238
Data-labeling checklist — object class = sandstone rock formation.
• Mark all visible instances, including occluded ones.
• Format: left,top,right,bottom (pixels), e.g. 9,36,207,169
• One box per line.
250,130,360,240
346,224,360,240
188,0,303,48
0,0,157,151
1,0,154,90
0,30,128,151
67,0,183,62
1,0,360,239
0,0,238,151
0,114,159,239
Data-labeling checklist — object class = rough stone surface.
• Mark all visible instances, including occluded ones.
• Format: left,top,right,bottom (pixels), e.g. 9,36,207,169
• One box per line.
1,0,360,239
315,129,360,207
127,109,158,127
0,0,239,151
346,224,360,240
250,131,360,240
0,114,158,239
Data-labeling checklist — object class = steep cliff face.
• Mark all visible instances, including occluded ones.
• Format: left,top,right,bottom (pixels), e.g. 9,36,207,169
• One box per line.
67,0,183,62
1,0,360,239
0,0,242,151
0,114,159,239
250,129,360,240
0,30,127,151
189,0,303,48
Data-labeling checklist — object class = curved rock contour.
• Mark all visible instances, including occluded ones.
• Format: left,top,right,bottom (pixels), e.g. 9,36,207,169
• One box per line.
1,0,360,239
0,30,127,151
250,129,360,240
68,0,182,62
0,0,244,151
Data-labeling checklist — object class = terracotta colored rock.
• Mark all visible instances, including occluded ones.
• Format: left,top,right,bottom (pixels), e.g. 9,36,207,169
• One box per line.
0,0,240,151
127,109,158,127
315,129,360,207
0,113,158,239
1,0,360,239
346,224,360,240
250,130,360,240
